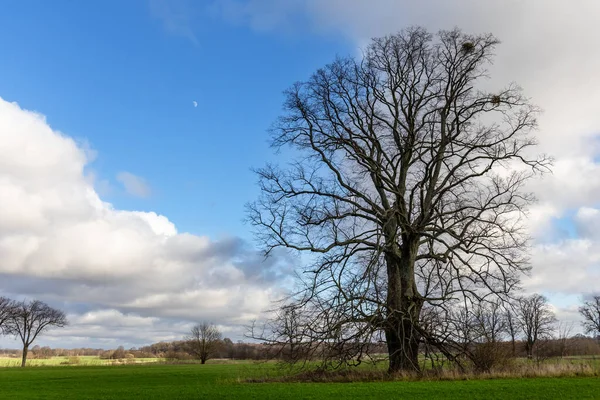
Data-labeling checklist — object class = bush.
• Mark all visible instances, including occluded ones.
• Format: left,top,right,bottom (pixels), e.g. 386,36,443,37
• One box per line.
111,347,127,360
164,350,193,361
468,342,514,373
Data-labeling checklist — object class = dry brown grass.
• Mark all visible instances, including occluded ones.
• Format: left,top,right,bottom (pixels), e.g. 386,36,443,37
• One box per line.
247,359,600,383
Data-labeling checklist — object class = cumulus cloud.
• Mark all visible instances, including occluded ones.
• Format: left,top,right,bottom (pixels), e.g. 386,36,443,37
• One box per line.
116,171,151,198
0,97,293,347
215,1,600,151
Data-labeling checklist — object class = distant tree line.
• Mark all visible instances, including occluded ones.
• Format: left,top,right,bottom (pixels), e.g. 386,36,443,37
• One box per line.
89,301,600,367
1,297,598,371
251,293,600,372
139,322,279,362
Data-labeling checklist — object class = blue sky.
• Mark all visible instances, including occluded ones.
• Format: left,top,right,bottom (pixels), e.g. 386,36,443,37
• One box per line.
0,0,349,238
0,0,599,348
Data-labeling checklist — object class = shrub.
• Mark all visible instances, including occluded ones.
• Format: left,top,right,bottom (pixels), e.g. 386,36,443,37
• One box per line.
164,350,193,361
469,342,513,373
68,356,80,365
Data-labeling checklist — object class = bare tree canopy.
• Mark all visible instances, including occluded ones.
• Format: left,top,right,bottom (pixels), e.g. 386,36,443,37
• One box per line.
0,297,16,333
579,295,600,338
249,27,549,373
471,300,507,344
516,294,556,358
6,299,67,367
187,322,222,364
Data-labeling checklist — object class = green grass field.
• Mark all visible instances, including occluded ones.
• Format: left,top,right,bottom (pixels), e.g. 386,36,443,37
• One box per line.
0,362,598,399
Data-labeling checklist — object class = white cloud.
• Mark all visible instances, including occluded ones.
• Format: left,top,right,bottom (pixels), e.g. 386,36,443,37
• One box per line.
525,236,600,295
0,97,293,347
192,100,198,108
39,310,193,347
116,171,151,198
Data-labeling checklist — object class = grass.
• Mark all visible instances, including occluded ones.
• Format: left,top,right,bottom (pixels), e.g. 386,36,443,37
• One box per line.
0,361,598,399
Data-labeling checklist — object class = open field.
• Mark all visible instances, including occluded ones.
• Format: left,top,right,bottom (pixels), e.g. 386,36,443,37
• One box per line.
0,362,598,399
0,356,162,367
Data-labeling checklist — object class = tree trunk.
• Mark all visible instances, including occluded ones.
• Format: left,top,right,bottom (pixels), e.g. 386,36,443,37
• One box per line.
386,309,421,373
525,341,533,359
21,345,28,368
385,240,423,373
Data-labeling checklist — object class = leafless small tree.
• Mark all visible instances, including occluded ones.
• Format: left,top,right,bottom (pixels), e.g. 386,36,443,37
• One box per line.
187,322,222,364
250,294,380,370
556,321,574,358
469,300,512,372
6,300,67,367
427,300,510,372
253,304,314,364
276,305,310,362
249,26,549,373
579,295,600,339
472,300,507,344
516,294,556,359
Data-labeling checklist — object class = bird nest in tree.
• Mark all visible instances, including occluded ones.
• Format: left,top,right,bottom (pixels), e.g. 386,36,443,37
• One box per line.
461,42,475,53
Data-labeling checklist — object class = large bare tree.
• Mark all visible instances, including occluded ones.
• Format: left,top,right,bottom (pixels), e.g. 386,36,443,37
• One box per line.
187,322,222,364
579,295,600,339
7,299,67,367
249,27,549,373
